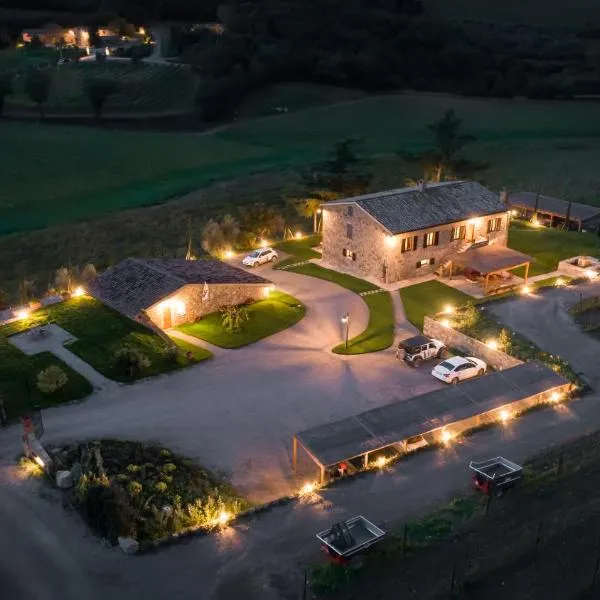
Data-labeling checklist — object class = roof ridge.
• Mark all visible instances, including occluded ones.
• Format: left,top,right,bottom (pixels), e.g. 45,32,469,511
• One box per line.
129,257,187,285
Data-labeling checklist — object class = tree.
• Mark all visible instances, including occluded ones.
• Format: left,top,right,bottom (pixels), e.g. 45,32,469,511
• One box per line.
25,69,51,119
402,109,487,183
289,197,322,233
84,77,120,122
305,138,373,199
19,278,35,305
115,347,151,378
220,304,249,333
55,267,73,294
0,73,13,117
81,263,98,284
37,365,68,394
237,203,284,247
202,214,240,256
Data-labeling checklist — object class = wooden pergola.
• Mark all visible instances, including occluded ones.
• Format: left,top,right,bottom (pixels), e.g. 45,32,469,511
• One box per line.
450,245,533,296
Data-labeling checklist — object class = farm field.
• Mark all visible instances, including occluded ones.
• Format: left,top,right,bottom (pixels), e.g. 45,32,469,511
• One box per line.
424,0,600,26
3,93,600,235
5,60,198,115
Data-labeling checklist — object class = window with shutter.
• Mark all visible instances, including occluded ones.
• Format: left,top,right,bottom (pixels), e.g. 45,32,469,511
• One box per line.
347,224,353,239
347,206,354,217
424,231,438,247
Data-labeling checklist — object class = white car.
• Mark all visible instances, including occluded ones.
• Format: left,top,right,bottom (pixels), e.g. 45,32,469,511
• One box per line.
432,356,487,385
242,247,278,267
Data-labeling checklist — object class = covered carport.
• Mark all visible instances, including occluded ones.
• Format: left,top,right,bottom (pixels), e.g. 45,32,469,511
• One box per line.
293,362,569,484
449,245,533,295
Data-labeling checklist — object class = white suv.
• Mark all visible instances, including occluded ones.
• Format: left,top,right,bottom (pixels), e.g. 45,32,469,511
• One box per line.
242,247,278,267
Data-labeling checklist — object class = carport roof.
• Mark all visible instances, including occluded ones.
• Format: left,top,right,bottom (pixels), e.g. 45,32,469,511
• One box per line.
295,362,567,467
508,192,600,223
453,245,533,275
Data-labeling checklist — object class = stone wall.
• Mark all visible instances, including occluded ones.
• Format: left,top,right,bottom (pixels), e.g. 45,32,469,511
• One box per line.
321,203,509,284
145,283,269,329
423,315,522,371
558,256,600,279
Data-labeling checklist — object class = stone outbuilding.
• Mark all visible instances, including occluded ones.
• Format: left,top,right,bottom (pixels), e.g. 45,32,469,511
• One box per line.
89,258,272,330
321,180,524,286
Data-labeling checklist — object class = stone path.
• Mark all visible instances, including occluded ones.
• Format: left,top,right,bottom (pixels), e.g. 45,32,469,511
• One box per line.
8,324,114,391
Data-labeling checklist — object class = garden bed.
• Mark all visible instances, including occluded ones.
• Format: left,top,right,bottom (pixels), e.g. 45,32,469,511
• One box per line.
176,291,305,348
568,295,600,338
52,439,249,545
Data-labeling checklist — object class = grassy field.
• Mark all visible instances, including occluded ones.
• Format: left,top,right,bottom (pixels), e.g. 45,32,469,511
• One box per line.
424,0,600,26
286,263,395,353
274,234,322,268
508,221,600,276
177,291,305,348
6,60,197,115
0,297,211,382
3,93,600,236
400,280,473,330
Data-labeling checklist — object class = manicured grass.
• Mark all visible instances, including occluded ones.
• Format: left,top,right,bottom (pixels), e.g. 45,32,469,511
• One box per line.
176,291,305,348
170,337,214,362
509,221,600,277
0,297,210,382
275,234,322,268
0,337,93,421
287,263,395,353
400,280,473,330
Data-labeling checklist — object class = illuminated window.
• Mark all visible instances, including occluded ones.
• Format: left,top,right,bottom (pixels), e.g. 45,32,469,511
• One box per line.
416,258,435,269
487,217,502,233
173,300,186,316
342,248,356,261
401,236,418,253
451,225,466,241
423,231,439,248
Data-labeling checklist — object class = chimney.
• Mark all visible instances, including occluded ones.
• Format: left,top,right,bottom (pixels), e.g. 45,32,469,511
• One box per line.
419,180,427,192
500,188,508,205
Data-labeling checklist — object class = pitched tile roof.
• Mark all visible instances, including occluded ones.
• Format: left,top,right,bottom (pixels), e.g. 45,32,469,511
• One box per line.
89,258,270,318
507,191,600,223
324,181,506,234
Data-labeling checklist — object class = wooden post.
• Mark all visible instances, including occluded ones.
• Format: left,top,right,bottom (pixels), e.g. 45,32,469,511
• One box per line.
319,465,325,485
524,262,530,284
363,452,369,469
292,436,298,473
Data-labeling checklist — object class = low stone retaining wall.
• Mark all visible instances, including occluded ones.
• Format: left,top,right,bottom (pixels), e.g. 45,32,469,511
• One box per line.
558,256,600,279
423,316,522,371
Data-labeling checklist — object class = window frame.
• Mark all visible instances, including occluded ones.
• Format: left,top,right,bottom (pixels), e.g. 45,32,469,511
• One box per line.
347,205,354,217
346,223,353,239
451,225,466,241
487,217,503,233
401,236,418,253
423,231,439,248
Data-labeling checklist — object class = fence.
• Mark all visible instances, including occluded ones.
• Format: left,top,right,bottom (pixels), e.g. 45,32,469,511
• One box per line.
423,315,522,371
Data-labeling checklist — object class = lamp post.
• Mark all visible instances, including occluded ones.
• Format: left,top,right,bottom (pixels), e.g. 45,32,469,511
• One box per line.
341,313,350,349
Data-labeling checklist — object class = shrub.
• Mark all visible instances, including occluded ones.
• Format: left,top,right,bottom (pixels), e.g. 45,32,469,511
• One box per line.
162,462,177,473
128,481,143,496
155,481,168,493
36,365,68,393
115,347,151,377
164,345,180,364
498,328,512,352
455,302,479,329
220,304,249,333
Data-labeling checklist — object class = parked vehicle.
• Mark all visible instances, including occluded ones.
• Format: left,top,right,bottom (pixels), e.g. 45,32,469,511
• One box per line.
431,356,487,384
316,516,385,564
242,247,278,267
396,335,447,367
469,456,523,497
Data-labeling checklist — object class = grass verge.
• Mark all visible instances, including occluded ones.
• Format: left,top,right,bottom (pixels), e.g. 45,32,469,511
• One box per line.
176,291,305,348
274,234,322,269
0,297,210,383
286,263,395,353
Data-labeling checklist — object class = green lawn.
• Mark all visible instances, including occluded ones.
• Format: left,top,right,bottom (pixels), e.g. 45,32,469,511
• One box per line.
400,280,473,330
0,297,211,383
274,234,322,268
508,221,600,277
176,291,305,348
0,337,93,422
287,263,395,353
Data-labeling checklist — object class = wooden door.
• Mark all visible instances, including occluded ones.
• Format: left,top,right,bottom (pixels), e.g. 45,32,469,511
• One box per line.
162,305,172,329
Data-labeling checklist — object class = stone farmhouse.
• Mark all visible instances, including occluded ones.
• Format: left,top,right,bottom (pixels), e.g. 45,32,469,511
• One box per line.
321,181,532,292
89,258,271,330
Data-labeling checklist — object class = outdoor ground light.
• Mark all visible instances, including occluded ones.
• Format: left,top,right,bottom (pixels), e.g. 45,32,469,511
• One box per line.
499,409,512,423
440,318,451,327
295,231,303,239
555,278,565,287
442,304,454,315
550,391,562,403
299,481,317,496
216,511,231,526
585,269,597,280
15,309,30,320
441,430,454,445
224,249,234,259
72,286,85,298
486,339,498,350
375,456,388,469
520,285,531,295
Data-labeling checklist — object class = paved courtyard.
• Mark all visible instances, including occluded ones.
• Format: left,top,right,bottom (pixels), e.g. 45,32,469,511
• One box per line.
1,265,442,503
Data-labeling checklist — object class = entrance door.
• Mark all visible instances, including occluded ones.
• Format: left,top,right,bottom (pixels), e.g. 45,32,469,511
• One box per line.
162,305,172,329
